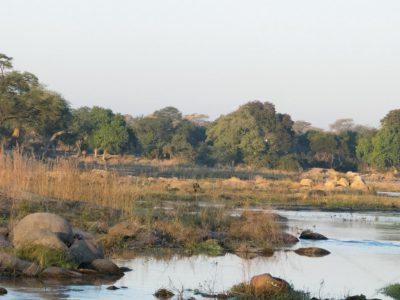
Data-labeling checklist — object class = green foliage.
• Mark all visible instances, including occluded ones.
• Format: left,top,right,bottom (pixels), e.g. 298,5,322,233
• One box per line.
369,110,400,170
229,283,310,300
16,245,77,269
2,52,400,172
187,239,223,256
382,283,400,300
207,101,294,167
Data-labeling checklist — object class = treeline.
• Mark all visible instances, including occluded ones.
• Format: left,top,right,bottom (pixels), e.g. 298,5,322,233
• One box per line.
1,53,399,172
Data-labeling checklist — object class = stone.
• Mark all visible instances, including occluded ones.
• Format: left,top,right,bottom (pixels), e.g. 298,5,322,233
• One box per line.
300,179,313,188
249,273,290,296
351,176,369,191
294,247,331,257
69,238,104,265
0,227,9,237
0,287,7,295
154,288,174,299
337,177,350,187
12,213,73,247
0,252,31,273
280,233,299,245
78,268,98,275
13,228,68,251
299,230,328,240
106,285,119,290
0,236,10,248
90,259,122,275
324,180,337,190
40,266,82,279
22,262,42,276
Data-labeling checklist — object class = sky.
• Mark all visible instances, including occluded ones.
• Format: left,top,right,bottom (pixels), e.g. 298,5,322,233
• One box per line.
1,0,400,128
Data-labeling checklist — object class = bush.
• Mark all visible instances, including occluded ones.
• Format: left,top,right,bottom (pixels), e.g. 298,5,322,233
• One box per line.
382,283,400,300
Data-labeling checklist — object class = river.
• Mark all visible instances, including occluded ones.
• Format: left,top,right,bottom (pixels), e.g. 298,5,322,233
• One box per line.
2,210,400,300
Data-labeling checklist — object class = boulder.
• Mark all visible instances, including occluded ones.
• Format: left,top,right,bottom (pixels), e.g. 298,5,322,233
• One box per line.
300,179,313,188
0,227,9,237
40,266,82,279
0,252,29,271
22,263,42,276
12,213,73,247
249,273,290,296
280,233,299,245
0,287,7,295
89,259,122,275
0,236,10,248
350,176,369,191
346,171,359,178
299,230,328,240
69,238,104,265
324,180,337,190
337,177,350,188
294,247,330,257
154,288,174,299
108,221,139,238
13,228,68,251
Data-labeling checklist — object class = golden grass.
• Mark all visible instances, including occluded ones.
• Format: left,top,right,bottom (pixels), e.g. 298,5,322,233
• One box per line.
0,152,137,214
1,152,399,220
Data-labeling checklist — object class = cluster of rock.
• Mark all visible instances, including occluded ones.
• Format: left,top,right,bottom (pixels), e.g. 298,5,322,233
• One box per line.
0,213,124,279
300,169,369,192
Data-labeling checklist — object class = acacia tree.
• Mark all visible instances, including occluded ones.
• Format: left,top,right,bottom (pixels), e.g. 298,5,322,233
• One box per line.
0,53,71,154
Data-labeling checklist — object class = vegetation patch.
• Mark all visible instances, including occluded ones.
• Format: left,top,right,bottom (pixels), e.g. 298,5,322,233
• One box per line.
382,283,400,300
15,245,77,269
187,239,224,256
229,283,310,300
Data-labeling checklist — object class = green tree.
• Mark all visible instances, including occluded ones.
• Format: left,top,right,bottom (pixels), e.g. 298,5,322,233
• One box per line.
92,114,130,159
207,101,295,167
371,110,400,170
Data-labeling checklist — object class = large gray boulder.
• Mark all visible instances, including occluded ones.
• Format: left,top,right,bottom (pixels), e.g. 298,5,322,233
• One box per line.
12,213,73,248
69,238,104,265
13,228,68,251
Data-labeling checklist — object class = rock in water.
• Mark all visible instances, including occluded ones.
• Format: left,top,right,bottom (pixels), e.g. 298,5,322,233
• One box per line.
0,287,7,295
69,238,104,264
90,259,122,275
249,273,290,296
294,247,330,257
154,288,174,299
299,230,328,240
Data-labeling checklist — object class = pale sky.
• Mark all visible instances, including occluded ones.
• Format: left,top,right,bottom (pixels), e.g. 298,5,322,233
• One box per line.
1,0,400,128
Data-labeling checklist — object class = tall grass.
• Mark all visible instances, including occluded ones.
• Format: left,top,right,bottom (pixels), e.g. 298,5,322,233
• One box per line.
0,151,136,214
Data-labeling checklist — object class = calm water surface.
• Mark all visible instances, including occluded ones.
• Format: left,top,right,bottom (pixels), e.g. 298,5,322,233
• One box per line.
2,210,400,300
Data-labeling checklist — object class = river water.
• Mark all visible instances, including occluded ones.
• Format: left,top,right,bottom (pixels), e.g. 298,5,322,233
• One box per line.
2,210,400,300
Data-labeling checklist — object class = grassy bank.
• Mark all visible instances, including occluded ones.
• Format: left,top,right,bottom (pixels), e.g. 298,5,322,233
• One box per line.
1,152,400,218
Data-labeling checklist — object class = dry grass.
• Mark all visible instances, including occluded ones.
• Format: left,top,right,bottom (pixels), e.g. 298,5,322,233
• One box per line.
229,211,281,244
0,152,137,214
